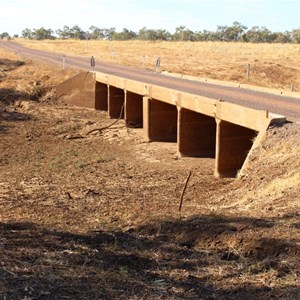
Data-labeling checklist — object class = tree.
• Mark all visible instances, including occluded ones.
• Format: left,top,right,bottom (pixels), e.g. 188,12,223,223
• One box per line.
112,28,137,40
32,27,55,40
230,21,247,41
56,26,72,39
216,22,247,41
195,30,218,41
138,27,171,40
174,26,195,41
103,28,116,40
70,25,85,39
0,32,10,39
19,23,300,43
89,26,106,39
292,29,300,43
22,28,33,39
244,26,273,43
274,31,292,43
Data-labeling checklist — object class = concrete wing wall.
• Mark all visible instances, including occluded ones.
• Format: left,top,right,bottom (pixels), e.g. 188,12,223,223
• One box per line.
56,72,96,109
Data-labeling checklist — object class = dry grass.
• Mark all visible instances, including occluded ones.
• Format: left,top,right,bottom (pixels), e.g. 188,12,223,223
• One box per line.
0,47,77,108
17,39,300,91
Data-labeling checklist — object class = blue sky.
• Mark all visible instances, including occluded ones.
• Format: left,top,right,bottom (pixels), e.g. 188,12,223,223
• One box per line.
1,0,300,36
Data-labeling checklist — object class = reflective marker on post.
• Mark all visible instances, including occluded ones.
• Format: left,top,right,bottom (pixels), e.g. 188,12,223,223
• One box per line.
91,56,95,71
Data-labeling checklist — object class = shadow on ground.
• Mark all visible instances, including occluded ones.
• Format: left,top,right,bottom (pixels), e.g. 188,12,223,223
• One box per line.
0,105,31,135
0,214,299,299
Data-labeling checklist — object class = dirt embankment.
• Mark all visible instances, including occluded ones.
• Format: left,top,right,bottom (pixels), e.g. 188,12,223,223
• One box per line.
0,50,299,299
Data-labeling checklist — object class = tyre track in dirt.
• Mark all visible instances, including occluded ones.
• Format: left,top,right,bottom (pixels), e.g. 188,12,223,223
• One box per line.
1,40,300,120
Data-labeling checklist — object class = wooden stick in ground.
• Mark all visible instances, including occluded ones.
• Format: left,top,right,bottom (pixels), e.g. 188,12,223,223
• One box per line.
179,171,192,212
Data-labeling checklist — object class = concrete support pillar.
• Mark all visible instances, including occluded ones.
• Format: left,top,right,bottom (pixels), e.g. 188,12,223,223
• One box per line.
143,96,151,141
143,98,177,142
125,91,143,127
178,108,216,157
215,119,257,177
95,82,108,110
108,85,125,119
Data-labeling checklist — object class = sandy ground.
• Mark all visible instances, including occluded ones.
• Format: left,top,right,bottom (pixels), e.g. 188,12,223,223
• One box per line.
0,49,300,299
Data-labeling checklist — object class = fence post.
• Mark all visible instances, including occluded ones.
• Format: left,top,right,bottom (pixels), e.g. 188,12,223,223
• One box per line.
156,57,161,73
90,56,95,72
246,64,251,80
291,83,295,92
62,55,66,70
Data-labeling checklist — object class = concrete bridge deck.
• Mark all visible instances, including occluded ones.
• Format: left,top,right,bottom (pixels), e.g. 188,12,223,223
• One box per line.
56,71,285,178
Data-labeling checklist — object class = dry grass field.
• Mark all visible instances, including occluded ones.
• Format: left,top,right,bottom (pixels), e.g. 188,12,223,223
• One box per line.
17,39,300,91
1,45,300,299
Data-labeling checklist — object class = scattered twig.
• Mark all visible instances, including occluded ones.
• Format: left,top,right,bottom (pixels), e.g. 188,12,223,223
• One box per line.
65,192,73,200
86,103,124,135
64,134,85,140
178,171,192,212
0,267,17,278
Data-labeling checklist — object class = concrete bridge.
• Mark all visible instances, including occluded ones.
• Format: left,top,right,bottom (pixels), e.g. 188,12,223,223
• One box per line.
56,71,285,178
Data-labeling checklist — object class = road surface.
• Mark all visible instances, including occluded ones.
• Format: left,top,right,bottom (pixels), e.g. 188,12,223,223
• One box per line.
1,40,300,120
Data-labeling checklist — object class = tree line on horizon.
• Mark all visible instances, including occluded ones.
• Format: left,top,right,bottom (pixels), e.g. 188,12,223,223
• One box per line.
2,22,300,43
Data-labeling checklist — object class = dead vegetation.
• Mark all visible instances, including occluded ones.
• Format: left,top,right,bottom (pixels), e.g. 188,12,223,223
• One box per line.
0,46,300,299
17,39,300,92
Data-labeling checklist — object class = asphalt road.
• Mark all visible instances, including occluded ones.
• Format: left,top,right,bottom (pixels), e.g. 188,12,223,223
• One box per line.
1,40,300,120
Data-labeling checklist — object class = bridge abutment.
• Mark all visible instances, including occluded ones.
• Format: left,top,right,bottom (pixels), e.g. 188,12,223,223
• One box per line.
56,72,96,109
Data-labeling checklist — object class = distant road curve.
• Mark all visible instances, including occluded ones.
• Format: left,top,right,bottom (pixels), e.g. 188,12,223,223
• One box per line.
1,40,300,120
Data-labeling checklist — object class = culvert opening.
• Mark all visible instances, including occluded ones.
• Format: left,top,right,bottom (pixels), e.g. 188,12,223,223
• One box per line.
216,120,258,177
95,82,108,111
125,91,143,128
108,86,125,119
178,108,216,157
149,99,178,142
